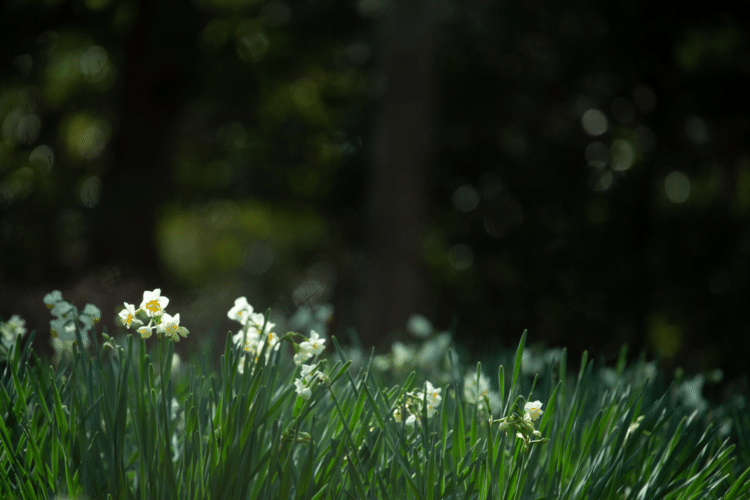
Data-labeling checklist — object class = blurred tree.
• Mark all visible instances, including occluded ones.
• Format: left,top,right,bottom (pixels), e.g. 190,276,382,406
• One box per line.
94,0,202,280
359,0,437,348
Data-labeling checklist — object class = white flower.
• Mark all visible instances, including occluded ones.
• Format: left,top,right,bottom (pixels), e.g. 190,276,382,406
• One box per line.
521,349,546,376
264,331,281,351
1,315,27,341
79,304,101,327
158,313,185,341
524,401,544,422
247,312,274,335
294,378,312,400
294,364,327,400
391,342,416,370
299,330,326,356
372,355,391,371
51,301,74,319
675,375,707,412
294,351,312,365
118,303,143,329
233,329,261,352
463,371,502,413
43,290,64,309
300,364,318,384
406,314,432,338
137,325,154,339
227,297,253,325
423,380,442,407
140,289,169,317
417,333,451,369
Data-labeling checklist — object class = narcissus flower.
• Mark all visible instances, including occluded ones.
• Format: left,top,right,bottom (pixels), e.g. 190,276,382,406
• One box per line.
294,378,312,400
294,363,328,400
43,290,63,309
118,303,143,329
137,325,154,339
463,370,502,414
227,297,253,325
158,313,188,342
140,289,169,317
294,330,326,365
524,401,544,422
300,330,326,356
1,315,27,340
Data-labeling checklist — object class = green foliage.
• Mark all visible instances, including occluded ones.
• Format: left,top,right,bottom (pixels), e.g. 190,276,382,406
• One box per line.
1,318,749,499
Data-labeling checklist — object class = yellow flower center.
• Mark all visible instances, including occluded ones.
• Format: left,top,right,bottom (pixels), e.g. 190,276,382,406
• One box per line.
146,299,160,313
126,313,133,326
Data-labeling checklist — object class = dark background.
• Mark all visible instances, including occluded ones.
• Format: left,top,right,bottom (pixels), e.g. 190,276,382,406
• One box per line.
1,0,748,396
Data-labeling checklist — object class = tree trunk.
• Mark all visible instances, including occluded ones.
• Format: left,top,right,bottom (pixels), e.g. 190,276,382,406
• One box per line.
359,0,437,350
93,0,199,282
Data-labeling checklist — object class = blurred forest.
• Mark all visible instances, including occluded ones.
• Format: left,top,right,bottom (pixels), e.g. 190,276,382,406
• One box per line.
1,0,748,391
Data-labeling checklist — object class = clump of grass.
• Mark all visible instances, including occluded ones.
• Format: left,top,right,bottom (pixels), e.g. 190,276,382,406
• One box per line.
1,293,749,499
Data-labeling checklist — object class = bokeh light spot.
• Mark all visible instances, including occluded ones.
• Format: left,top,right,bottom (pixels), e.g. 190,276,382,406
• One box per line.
236,30,269,63
80,176,101,208
452,184,479,212
685,116,709,144
665,171,691,203
590,170,613,191
610,139,635,171
585,141,609,168
64,114,109,159
29,145,55,174
449,243,474,271
581,108,608,136
259,1,291,27
16,114,41,145
292,77,319,109
80,46,109,82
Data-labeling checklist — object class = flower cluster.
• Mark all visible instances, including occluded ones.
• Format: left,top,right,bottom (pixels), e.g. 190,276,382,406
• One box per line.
117,289,188,342
294,363,329,400
392,380,443,427
1,314,27,349
493,400,548,451
293,330,326,365
463,370,502,415
44,290,101,355
227,297,279,368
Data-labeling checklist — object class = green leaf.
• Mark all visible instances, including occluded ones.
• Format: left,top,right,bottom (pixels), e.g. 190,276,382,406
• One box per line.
508,330,527,415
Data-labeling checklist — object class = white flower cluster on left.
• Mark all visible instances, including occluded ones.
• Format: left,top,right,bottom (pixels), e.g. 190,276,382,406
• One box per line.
43,290,101,354
0,314,27,352
117,289,189,342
